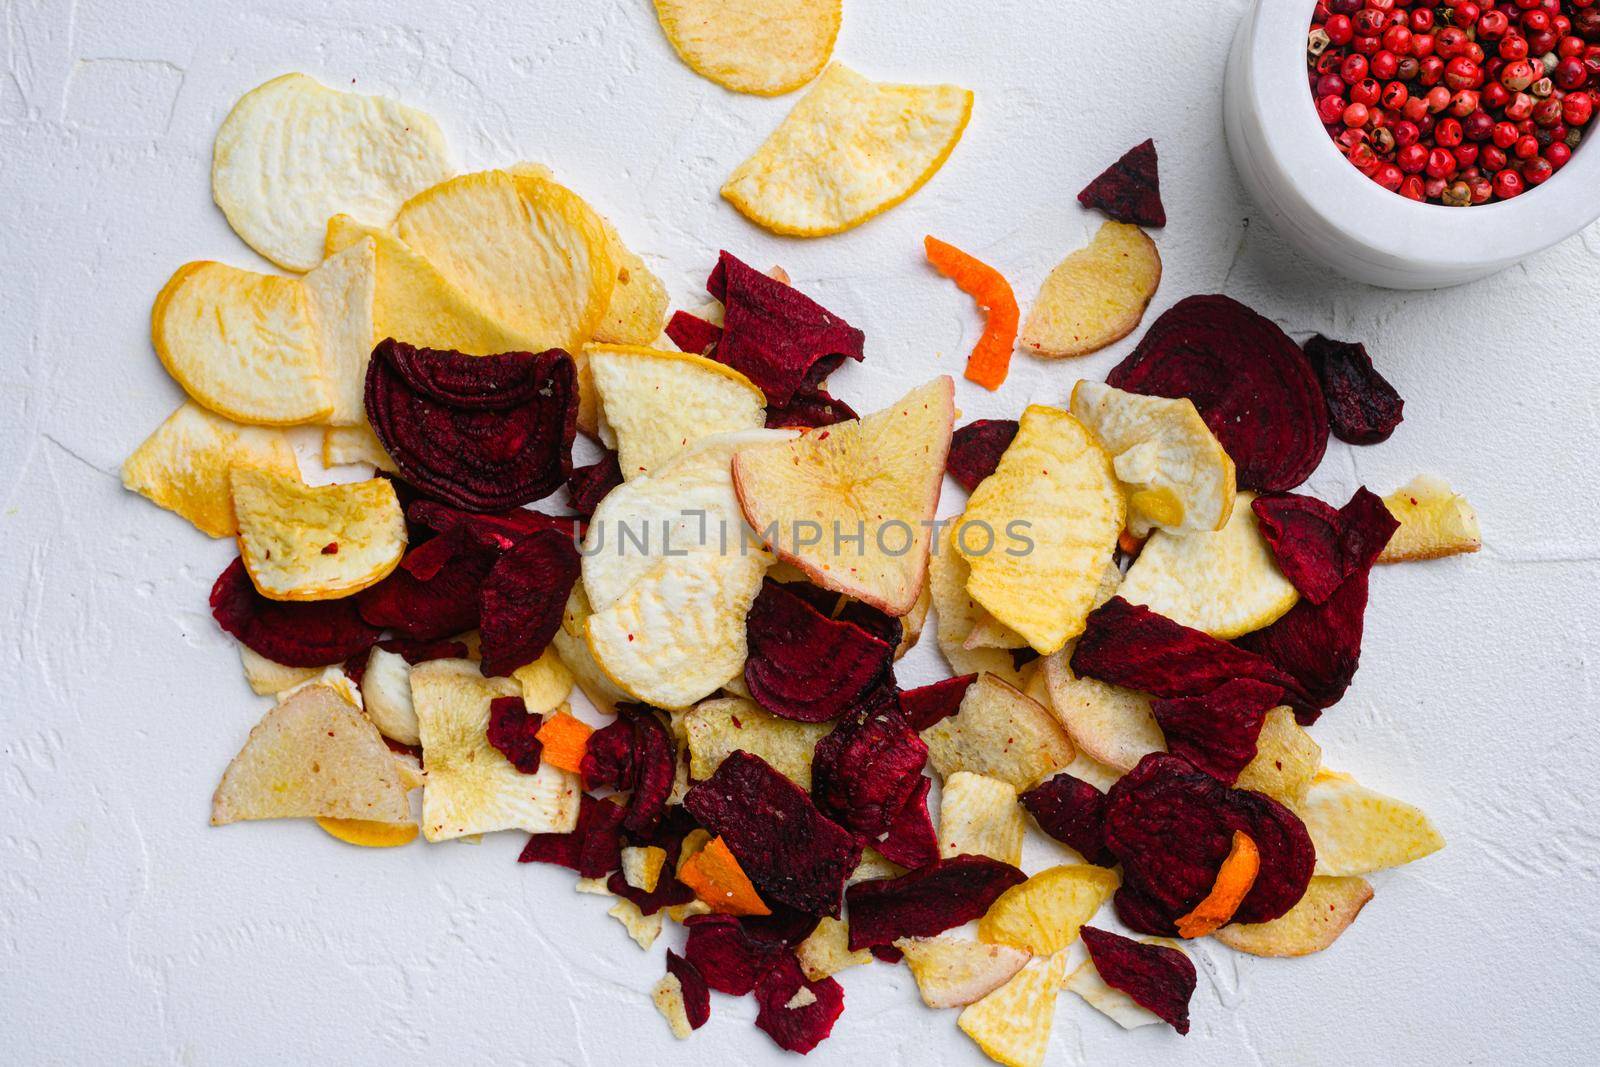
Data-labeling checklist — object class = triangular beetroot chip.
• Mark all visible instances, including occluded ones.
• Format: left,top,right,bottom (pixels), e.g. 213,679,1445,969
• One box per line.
579,717,635,792
365,339,577,511
845,855,1026,949
898,674,977,732
620,705,676,835
1078,139,1166,227
1304,335,1404,445
1080,926,1196,1034
1107,295,1328,492
665,950,711,1032
1150,678,1281,785
876,775,939,870
210,557,382,667
518,793,626,879
947,419,1019,493
684,751,862,917
486,695,542,773
683,914,786,996
754,953,845,1054
744,579,897,723
1071,598,1304,703
356,528,496,640
809,703,929,840
1020,772,1114,866
705,252,864,406
566,450,622,517
478,529,580,678
665,310,723,357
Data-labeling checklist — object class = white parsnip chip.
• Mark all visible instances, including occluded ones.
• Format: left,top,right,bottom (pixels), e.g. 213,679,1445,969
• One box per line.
898,936,1030,1010
796,916,871,981
683,696,829,790
360,647,419,746
1041,646,1162,772
938,771,1026,866
922,672,1074,791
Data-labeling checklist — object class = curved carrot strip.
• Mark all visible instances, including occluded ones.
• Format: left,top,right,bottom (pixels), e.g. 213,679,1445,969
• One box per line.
1176,830,1261,939
924,235,1020,391
534,710,593,774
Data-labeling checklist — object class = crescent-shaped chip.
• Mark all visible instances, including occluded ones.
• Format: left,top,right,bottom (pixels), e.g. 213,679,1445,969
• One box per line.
231,467,406,601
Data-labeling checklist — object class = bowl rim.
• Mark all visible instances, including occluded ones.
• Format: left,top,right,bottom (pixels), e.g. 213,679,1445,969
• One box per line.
1248,0,1600,261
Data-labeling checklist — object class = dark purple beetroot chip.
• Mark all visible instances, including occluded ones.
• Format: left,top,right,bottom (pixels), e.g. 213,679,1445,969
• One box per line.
809,704,929,840
870,944,904,964
1107,295,1328,492
1304,335,1404,445
1150,678,1281,786
1078,139,1167,227
744,579,897,724
665,951,710,1032
357,524,497,640
407,498,583,547
947,419,1019,493
1251,494,1350,605
898,674,978,732
1020,772,1115,866
365,339,577,512
683,914,785,996
210,557,381,668
876,775,939,870
485,696,542,773
754,953,845,1055
766,385,859,430
665,310,723,356
1072,598,1304,703
377,636,470,663
740,903,823,950
518,793,626,879
606,866,695,915
579,717,636,792
620,705,676,835
846,856,1026,949
566,450,622,517
836,598,904,650
1226,786,1317,925
1080,926,1196,1034
477,529,580,678
684,751,862,917
705,252,865,406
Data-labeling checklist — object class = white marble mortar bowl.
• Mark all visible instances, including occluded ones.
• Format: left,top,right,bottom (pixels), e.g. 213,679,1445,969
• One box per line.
1223,0,1600,289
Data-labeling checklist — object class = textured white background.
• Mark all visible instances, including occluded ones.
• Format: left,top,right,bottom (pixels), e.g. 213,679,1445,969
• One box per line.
3,1,1598,1064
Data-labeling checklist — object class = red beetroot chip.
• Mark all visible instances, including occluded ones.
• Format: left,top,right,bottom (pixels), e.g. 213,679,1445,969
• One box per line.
485,696,542,773
741,903,823,949
365,339,577,512
766,384,858,430
566,450,622,517
744,579,897,723
947,419,1019,493
1107,295,1328,492
876,775,939,870
579,717,635,792
357,526,496,640
754,953,845,1055
1150,678,1282,785
378,636,470,663
845,855,1026,949
665,951,710,1032
620,705,676,835
477,529,580,678
870,944,904,964
1304,335,1404,445
1071,598,1304,703
809,704,929,840
684,751,862,917
1078,139,1167,227
705,252,865,406
210,557,381,668
518,793,626,879
683,914,785,996
898,674,977,732
1080,926,1196,1034
665,310,723,357
407,498,583,547
1251,494,1351,605
1103,753,1313,934
1020,772,1114,866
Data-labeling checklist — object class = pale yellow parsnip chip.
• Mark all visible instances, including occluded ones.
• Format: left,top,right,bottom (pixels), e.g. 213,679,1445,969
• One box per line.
654,0,840,96
212,73,454,271
929,524,1029,686
897,936,1030,1009
1069,380,1235,535
122,402,298,537
411,660,581,841
1214,875,1374,956
360,647,419,746
553,585,628,714
152,261,331,426
1299,770,1444,876
683,697,829,790
302,237,378,426
587,345,767,478
922,672,1074,790
231,467,406,601
322,424,396,473
796,916,871,981
1041,646,1162,772
1118,491,1299,639
963,610,1030,651
977,864,1119,954
277,666,364,712
1234,706,1321,807
733,377,954,616
1379,474,1482,563
957,950,1071,1067
211,684,409,825
609,898,664,949
393,169,614,353
958,405,1125,654
513,649,575,716
622,845,668,894
238,645,324,696
1020,222,1162,358
723,64,974,236
938,771,1026,866
653,973,694,1039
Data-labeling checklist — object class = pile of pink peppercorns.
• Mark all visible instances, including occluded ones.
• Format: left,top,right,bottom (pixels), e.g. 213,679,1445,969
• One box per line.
1309,0,1600,204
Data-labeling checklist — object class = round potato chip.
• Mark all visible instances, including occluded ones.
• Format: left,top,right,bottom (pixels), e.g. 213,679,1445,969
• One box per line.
1117,491,1299,639
722,64,973,236
231,467,406,601
1020,221,1162,358
393,169,614,354
654,0,841,96
212,73,454,271
152,261,332,426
